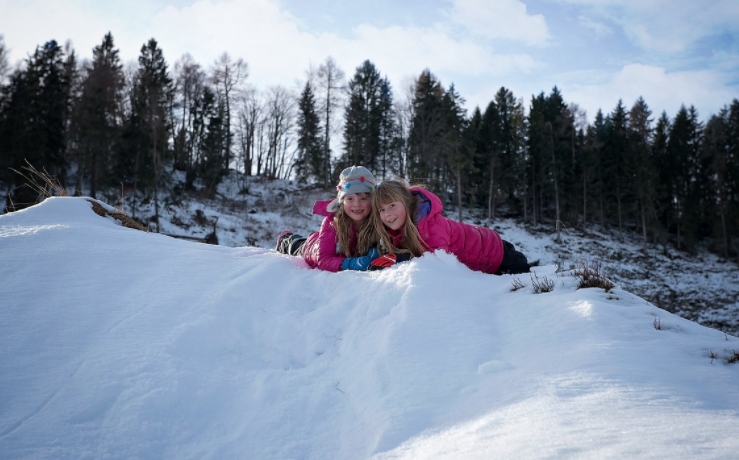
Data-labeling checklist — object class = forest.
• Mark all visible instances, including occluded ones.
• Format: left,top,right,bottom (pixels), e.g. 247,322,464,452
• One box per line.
1,33,738,259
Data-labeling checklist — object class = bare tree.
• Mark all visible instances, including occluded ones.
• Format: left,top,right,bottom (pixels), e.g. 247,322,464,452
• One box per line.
236,87,262,179
211,53,248,171
0,35,9,84
264,86,295,179
315,56,345,186
173,53,207,174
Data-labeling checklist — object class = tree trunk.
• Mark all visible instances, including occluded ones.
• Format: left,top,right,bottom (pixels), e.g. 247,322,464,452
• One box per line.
456,166,463,222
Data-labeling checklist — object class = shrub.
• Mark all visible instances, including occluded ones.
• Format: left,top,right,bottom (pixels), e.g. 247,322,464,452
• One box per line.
573,260,615,292
510,278,525,292
531,272,554,294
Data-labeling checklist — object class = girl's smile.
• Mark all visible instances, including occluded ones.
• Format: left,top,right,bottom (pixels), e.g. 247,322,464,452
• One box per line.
343,193,371,223
379,201,407,231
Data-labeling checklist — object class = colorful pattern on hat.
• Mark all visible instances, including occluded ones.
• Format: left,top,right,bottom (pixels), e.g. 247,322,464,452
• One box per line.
336,166,377,198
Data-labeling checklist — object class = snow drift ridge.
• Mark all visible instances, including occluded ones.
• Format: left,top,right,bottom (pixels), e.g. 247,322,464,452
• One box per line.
1,197,738,459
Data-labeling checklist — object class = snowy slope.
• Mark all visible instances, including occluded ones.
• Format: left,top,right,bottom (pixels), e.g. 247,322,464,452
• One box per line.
1,197,738,459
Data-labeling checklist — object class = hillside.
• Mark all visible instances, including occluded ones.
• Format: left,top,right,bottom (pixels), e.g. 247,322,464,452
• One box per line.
1,197,738,458
146,172,739,336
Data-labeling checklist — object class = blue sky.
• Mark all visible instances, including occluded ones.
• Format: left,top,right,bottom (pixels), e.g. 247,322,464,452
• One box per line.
2,0,738,122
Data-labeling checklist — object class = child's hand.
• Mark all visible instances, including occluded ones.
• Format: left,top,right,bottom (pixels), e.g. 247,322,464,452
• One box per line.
368,253,411,271
340,247,381,271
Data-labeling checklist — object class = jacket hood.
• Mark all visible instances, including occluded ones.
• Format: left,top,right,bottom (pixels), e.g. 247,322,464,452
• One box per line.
312,199,336,217
409,187,443,224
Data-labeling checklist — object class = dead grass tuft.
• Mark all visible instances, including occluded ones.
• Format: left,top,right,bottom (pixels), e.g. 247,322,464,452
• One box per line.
531,272,554,294
573,260,616,292
510,277,525,292
87,199,147,232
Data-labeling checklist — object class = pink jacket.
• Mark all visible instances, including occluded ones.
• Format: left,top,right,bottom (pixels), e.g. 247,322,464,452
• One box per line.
398,187,505,274
301,200,357,272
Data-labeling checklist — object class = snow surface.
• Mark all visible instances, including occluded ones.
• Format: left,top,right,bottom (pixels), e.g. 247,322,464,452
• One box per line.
2,197,739,459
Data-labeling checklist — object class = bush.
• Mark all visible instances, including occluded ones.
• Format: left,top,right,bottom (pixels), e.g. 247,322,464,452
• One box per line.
573,260,615,292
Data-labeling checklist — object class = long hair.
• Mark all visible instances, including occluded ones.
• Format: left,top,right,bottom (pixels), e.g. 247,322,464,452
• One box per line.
371,180,428,256
333,193,378,257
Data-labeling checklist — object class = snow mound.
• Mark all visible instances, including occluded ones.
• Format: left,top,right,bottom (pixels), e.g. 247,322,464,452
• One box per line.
1,197,738,459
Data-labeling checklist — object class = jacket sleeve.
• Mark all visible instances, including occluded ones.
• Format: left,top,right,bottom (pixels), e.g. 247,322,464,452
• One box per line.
313,217,347,272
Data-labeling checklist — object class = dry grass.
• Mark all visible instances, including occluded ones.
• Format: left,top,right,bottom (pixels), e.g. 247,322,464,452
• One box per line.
10,160,147,232
510,277,525,292
531,272,554,294
573,260,616,292
7,161,68,211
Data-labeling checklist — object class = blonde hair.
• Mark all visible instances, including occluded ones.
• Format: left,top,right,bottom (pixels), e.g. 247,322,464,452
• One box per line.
333,192,378,257
371,180,428,257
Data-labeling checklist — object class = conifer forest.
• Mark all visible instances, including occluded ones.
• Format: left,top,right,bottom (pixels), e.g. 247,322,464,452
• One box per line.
1,34,738,259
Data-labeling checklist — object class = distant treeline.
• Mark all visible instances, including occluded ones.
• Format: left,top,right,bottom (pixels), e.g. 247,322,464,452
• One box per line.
1,33,738,257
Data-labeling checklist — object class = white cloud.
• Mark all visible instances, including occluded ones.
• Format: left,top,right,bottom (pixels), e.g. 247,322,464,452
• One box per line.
146,0,540,92
0,0,127,64
556,0,739,53
565,63,738,121
449,0,550,46
577,15,612,38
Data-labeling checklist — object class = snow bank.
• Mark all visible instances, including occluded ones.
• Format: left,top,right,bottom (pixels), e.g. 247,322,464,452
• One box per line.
1,198,738,459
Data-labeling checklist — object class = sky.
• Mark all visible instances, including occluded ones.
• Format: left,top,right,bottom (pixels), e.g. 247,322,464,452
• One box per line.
2,195,739,458
2,0,738,122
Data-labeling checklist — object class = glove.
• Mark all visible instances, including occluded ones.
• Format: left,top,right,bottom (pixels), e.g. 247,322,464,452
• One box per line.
368,252,412,271
340,247,381,271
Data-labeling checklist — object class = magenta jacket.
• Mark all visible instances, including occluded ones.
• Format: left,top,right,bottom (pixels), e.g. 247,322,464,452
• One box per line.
301,200,357,272
391,187,505,274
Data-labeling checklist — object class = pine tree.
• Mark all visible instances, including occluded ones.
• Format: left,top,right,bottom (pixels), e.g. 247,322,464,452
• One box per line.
603,100,630,238
340,60,393,175
294,81,322,183
628,97,655,250
69,33,125,198
0,40,71,209
701,109,730,257
408,70,446,189
442,83,469,221
652,111,672,245
667,105,703,250
118,38,173,224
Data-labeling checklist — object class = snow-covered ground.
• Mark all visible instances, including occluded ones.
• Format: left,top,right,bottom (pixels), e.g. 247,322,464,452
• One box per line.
143,172,739,336
2,196,738,459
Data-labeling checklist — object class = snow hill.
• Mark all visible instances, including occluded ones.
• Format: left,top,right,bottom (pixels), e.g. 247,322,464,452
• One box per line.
1,197,739,459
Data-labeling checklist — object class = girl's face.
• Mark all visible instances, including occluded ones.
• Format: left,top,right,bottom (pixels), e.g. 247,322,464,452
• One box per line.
342,193,371,224
378,201,407,231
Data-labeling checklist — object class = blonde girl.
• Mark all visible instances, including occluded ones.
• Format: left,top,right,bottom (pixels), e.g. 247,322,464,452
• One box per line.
276,166,380,271
372,179,530,275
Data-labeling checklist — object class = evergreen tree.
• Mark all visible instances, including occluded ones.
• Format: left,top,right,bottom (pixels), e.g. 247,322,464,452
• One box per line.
442,83,469,221
652,111,672,244
603,100,630,237
727,100,739,261
0,40,71,209
294,81,322,183
340,60,395,177
628,97,655,250
666,105,703,250
68,33,125,198
701,109,731,257
408,70,446,189
118,38,173,224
